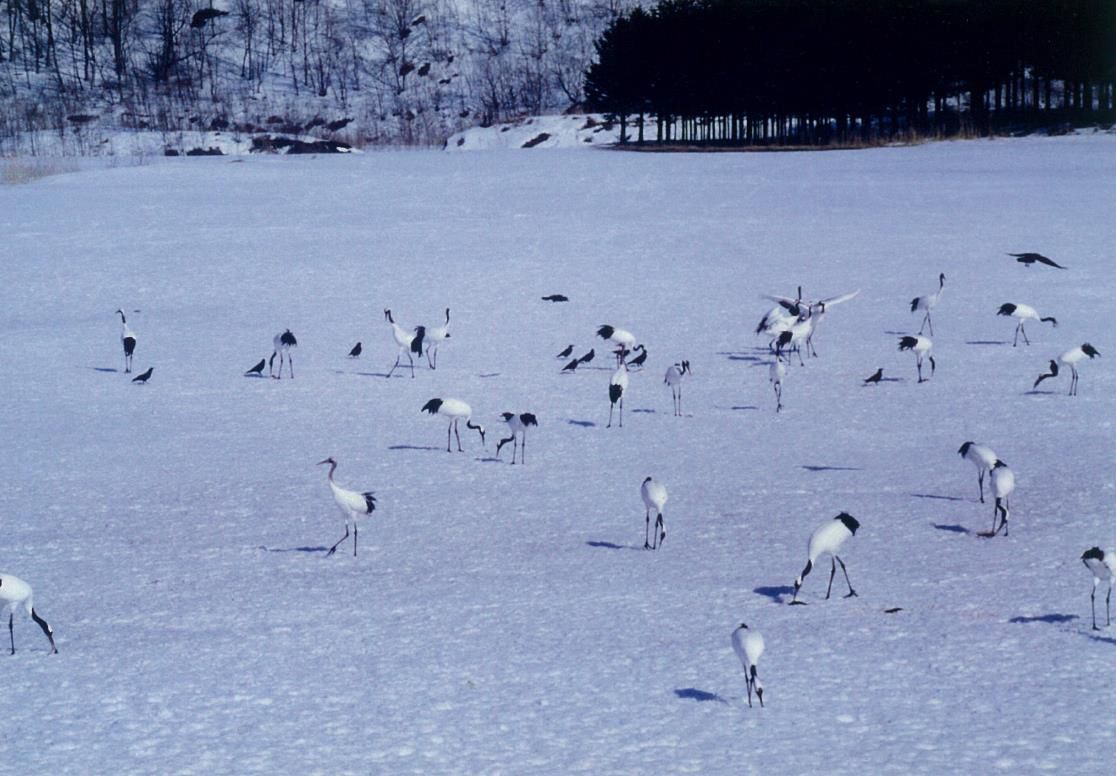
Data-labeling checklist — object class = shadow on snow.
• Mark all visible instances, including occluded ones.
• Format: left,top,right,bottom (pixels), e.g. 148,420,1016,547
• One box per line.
675,688,728,704
754,585,795,604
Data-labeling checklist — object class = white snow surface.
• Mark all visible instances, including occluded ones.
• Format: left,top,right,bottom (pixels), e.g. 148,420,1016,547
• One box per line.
2,136,1116,773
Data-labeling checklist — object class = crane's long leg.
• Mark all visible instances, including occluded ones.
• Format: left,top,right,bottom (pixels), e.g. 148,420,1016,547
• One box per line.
619,397,624,428
978,471,985,503
388,352,401,378
1021,323,1030,346
1092,584,1099,630
1106,581,1111,627
454,419,463,452
288,353,294,379
837,556,857,597
1070,366,1078,396
655,513,665,549
745,673,753,708
677,385,682,416
521,433,526,464
327,525,350,556
511,436,519,465
8,613,14,655
825,557,837,599
607,402,614,428
644,508,651,549
446,422,452,452
408,352,415,379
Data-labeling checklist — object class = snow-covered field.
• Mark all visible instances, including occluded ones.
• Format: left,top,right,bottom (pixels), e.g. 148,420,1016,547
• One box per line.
2,136,1115,774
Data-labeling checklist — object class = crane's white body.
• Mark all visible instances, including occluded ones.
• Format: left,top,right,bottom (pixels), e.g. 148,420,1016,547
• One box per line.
496,412,537,464
898,335,935,383
607,364,629,428
958,442,998,503
422,398,485,452
997,303,1057,347
731,623,765,707
792,513,859,604
769,356,787,412
318,458,377,557
1034,343,1100,395
1082,548,1116,630
116,309,137,373
986,460,1015,536
0,573,58,654
598,325,637,365
385,309,425,379
910,273,945,335
640,477,668,550
270,329,297,379
664,361,690,416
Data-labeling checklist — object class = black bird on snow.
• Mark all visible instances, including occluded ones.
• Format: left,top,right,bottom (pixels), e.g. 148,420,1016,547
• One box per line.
1008,252,1066,269
131,367,153,384
577,348,595,365
864,368,883,385
556,344,574,359
542,294,569,302
561,357,580,373
245,358,266,376
348,342,362,358
627,345,648,368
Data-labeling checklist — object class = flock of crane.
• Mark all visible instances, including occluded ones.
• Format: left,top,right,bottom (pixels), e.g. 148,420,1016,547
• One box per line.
3,250,1110,712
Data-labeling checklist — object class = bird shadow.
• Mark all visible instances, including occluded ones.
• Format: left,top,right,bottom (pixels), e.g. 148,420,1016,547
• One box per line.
862,378,902,385
244,373,267,378
966,340,1009,346
479,373,501,379
387,444,443,452
1024,389,1057,396
730,405,760,412
754,585,795,604
674,688,729,704
912,493,965,502
91,366,119,373
632,408,656,414
258,545,330,554
802,465,861,472
585,540,641,551
724,354,765,363
357,371,393,379
567,419,597,428
1009,613,1079,624
932,523,971,534
1084,633,1116,646
476,456,505,464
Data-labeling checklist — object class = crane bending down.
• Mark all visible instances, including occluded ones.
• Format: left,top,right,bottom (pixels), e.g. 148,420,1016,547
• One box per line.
496,412,537,464
422,398,486,452
270,329,297,379
425,308,451,369
317,457,377,556
791,513,860,604
996,303,1057,347
641,477,668,549
1033,343,1100,395
731,623,765,708
0,573,57,654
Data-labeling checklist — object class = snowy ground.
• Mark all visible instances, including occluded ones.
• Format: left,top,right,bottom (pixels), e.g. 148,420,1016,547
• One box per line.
2,136,1115,774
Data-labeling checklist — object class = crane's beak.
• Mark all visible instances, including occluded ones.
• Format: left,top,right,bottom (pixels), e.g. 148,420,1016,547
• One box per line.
316,458,332,466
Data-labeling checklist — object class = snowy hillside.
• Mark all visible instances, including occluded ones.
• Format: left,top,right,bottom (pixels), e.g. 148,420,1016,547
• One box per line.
2,136,1115,773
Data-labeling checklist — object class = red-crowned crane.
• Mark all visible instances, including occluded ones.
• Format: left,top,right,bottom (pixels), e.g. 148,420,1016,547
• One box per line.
1081,548,1116,630
597,325,638,365
898,335,935,383
385,309,425,379
317,457,377,556
996,303,1057,347
769,356,787,412
270,329,297,379
664,360,690,416
790,513,860,604
640,476,668,549
607,363,629,428
421,398,486,452
910,273,945,335
115,309,137,373
958,441,998,503
425,308,451,369
731,623,765,707
1033,343,1100,395
496,412,537,464
982,460,1015,537
0,573,58,654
